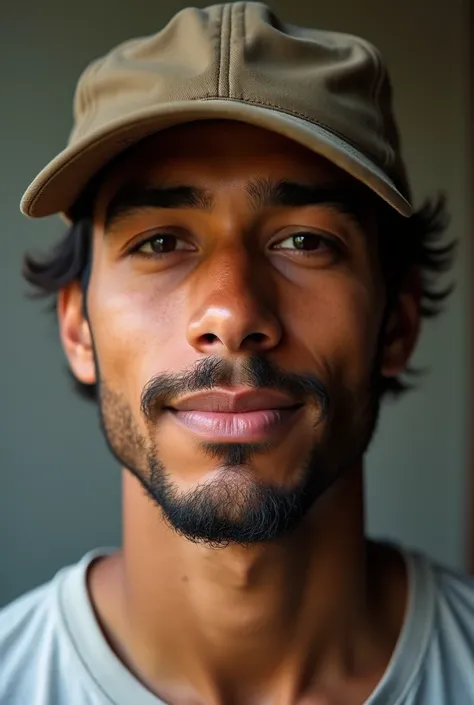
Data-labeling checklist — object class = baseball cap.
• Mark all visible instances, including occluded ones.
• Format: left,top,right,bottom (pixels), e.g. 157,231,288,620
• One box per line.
20,2,412,220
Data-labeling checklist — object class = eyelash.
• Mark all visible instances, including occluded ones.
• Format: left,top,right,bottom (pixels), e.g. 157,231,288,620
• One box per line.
127,233,192,256
275,232,344,259
126,230,345,260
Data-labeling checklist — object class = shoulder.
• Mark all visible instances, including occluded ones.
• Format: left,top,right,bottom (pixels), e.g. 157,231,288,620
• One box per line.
0,567,72,699
413,553,474,700
430,559,474,646
0,551,106,705
0,574,61,648
431,558,474,623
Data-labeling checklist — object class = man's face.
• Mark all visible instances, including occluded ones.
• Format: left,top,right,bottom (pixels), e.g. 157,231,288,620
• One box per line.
62,121,410,545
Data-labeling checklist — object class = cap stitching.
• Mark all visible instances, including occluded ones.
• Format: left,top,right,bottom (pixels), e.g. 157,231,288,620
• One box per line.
229,2,245,99
364,41,380,131
74,63,94,137
241,3,246,100
75,60,102,142
373,54,392,166
239,2,248,102
370,47,386,154
73,64,90,123
216,4,224,98
224,4,231,96
227,3,234,98
85,62,101,136
360,40,388,165
218,4,230,97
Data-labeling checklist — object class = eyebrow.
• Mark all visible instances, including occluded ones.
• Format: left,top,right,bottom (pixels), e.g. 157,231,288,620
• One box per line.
104,184,214,230
246,178,367,227
104,177,368,232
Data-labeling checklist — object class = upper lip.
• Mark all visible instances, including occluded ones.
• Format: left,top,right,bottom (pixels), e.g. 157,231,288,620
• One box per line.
168,389,302,413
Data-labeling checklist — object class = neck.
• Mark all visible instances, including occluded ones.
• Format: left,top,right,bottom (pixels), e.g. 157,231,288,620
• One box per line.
89,467,406,705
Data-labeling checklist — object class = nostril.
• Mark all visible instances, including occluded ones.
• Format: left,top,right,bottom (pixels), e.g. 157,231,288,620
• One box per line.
247,332,267,344
202,333,219,344
194,330,274,351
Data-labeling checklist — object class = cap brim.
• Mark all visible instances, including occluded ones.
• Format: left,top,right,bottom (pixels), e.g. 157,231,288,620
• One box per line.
20,99,412,219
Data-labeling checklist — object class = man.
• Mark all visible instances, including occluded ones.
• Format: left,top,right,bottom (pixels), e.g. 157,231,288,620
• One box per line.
1,3,473,704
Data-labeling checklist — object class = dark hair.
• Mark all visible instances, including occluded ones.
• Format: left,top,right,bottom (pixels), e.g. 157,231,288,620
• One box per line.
23,184,455,402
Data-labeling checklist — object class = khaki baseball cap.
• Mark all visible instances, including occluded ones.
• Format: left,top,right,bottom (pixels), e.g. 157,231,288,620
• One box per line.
20,1,412,220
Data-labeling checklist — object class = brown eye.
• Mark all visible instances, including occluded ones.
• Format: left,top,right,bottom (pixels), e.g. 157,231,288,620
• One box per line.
132,233,193,255
274,232,333,252
293,233,323,250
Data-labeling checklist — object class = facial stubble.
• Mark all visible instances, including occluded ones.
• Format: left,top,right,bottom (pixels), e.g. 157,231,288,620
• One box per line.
97,356,381,547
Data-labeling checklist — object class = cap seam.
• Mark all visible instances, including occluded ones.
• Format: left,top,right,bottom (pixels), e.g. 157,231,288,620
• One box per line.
229,1,245,100
227,3,232,96
240,2,248,102
375,55,392,166
225,3,232,96
367,42,383,135
362,40,389,166
218,4,231,96
372,48,389,165
216,4,224,97
74,61,100,143
239,2,246,100
74,61,96,124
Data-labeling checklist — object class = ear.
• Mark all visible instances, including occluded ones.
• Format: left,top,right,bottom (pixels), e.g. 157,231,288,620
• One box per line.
380,275,421,379
57,283,96,385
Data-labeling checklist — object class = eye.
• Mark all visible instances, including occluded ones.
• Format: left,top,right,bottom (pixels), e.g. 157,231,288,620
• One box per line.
273,231,340,253
129,232,194,256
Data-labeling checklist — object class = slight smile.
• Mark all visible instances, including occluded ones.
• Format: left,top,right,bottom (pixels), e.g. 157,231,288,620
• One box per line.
166,389,305,442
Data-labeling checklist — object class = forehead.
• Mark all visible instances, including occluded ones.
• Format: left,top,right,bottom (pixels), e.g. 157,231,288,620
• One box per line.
96,120,354,205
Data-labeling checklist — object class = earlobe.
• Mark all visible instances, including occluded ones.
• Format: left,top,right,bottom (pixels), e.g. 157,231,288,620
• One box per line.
57,283,96,385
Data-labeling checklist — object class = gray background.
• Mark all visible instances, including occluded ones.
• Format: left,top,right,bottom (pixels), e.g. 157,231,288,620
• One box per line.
1,0,471,606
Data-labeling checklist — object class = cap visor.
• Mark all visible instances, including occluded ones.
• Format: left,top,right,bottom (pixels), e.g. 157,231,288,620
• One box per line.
20,99,412,219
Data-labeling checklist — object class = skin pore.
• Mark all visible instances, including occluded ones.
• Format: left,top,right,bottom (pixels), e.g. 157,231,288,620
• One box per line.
58,121,420,705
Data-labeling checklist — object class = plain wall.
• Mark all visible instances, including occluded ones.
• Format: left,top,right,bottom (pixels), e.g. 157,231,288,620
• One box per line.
1,0,471,606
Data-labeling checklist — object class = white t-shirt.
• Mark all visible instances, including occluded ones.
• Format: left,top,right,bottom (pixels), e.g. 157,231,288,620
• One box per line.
1,547,474,704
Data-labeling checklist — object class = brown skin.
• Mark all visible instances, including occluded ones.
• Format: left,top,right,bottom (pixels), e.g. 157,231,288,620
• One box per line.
58,121,420,704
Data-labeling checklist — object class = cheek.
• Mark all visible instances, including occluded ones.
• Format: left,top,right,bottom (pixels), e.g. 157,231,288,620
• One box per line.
88,250,383,407
283,273,382,385
88,278,191,407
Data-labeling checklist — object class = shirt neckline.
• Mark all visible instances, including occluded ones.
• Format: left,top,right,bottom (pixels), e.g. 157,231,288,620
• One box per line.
364,548,435,704
59,547,164,705
57,545,436,705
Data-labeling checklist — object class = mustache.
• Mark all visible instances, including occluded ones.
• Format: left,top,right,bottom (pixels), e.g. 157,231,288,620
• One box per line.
140,356,329,424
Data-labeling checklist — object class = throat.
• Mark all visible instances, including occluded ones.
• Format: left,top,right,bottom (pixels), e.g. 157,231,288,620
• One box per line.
84,470,407,705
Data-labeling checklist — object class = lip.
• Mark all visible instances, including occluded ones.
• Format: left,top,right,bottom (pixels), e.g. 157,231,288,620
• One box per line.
168,388,300,413
166,388,304,442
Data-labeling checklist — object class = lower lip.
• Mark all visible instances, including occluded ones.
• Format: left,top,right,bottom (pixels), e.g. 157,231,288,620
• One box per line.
169,407,302,442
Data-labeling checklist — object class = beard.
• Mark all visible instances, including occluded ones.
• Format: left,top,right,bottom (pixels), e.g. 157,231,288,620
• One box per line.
98,355,382,547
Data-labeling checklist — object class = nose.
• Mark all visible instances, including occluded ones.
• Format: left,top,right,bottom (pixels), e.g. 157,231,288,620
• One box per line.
187,249,282,355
